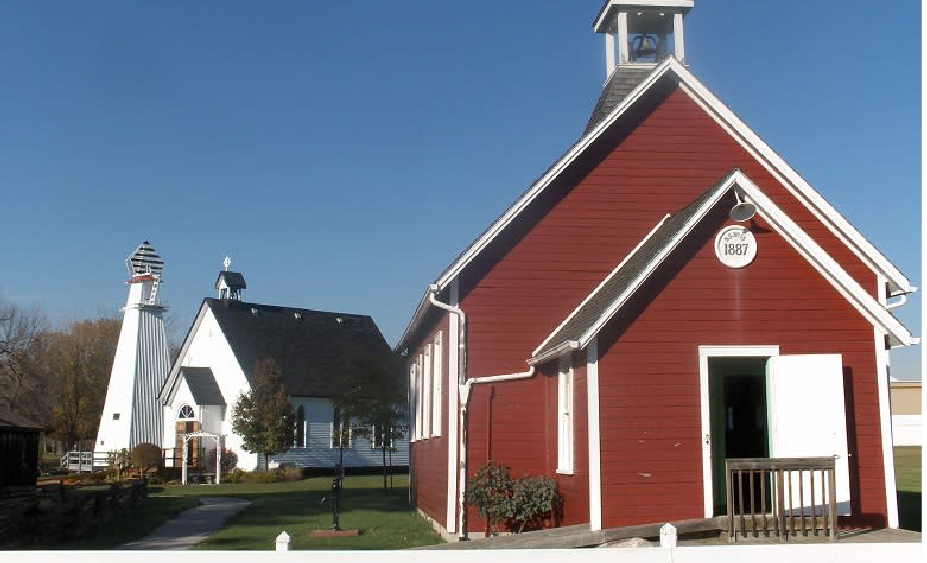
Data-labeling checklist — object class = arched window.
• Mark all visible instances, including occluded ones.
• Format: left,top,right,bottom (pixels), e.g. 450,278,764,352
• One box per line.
295,405,305,448
178,404,195,419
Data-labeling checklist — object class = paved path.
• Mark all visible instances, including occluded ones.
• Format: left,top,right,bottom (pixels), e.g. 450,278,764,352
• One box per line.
120,497,251,550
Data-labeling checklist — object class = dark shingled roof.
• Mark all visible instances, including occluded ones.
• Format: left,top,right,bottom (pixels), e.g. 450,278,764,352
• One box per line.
0,407,43,431
533,186,722,361
181,367,225,405
584,66,654,135
215,271,247,290
206,298,390,398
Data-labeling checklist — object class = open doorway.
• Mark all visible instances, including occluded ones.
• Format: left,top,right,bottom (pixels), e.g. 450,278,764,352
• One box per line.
708,357,770,515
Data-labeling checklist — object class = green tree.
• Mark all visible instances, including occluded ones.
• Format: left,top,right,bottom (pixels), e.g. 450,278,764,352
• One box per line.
338,352,409,492
231,358,295,471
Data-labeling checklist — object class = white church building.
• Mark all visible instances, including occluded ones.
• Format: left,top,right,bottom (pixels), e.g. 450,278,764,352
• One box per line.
157,264,410,471
95,244,409,473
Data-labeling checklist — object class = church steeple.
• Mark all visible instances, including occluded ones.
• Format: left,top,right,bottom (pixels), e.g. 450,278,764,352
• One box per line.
594,1,693,79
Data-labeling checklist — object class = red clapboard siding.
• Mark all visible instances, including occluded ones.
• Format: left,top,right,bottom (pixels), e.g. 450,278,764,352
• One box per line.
409,81,890,532
596,207,885,529
408,312,450,527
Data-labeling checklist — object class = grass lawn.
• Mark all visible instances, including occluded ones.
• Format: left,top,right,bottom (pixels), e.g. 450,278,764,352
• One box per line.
150,474,443,550
895,446,921,531
35,496,201,550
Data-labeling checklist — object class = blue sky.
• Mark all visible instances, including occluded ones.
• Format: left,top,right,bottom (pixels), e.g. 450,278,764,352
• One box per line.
0,1,920,379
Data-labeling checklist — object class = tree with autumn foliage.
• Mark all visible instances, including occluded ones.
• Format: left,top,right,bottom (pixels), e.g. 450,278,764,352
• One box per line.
231,358,295,471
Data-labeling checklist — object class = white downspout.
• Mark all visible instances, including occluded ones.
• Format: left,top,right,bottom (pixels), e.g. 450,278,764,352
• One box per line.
428,285,537,540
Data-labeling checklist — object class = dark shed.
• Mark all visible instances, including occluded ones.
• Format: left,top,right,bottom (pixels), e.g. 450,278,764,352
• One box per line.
0,408,43,487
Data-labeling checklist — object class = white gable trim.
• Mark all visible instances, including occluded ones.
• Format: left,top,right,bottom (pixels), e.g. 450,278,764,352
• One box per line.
399,57,913,350
531,212,672,360
159,300,210,404
529,170,916,363
672,63,913,295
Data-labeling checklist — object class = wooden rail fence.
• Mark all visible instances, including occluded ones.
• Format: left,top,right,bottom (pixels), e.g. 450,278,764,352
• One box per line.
0,479,148,546
726,457,837,542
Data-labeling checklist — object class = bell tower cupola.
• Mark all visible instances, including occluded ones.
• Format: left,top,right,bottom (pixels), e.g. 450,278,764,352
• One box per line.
215,256,247,301
594,0,693,79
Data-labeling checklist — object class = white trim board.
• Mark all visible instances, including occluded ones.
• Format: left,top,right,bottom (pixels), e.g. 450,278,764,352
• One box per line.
527,170,916,364
397,57,914,350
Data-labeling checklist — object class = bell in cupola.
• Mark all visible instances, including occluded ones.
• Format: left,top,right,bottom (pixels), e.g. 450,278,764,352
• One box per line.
630,34,659,62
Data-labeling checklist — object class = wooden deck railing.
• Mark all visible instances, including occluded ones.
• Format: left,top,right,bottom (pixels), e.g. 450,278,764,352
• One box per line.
725,457,837,543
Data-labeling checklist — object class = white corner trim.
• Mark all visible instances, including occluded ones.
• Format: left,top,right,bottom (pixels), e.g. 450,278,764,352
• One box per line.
586,336,602,531
874,324,900,527
698,345,780,517
672,62,913,295
532,213,672,359
446,280,460,533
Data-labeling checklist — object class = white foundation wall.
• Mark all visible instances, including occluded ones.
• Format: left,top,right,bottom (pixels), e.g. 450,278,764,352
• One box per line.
892,415,922,446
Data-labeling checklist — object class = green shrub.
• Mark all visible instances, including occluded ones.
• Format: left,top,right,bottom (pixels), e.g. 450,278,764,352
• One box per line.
512,476,561,532
131,442,163,473
466,463,563,534
466,463,514,534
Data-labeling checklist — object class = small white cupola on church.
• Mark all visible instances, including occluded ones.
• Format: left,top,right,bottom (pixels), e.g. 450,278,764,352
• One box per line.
215,256,247,301
594,0,693,78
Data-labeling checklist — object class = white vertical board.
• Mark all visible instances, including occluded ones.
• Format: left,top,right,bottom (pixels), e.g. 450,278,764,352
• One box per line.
769,354,851,515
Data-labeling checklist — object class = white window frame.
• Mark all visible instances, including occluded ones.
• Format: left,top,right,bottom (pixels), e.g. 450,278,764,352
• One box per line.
422,345,432,439
409,363,417,442
370,424,394,450
432,332,443,437
416,354,424,440
557,355,574,474
329,408,353,449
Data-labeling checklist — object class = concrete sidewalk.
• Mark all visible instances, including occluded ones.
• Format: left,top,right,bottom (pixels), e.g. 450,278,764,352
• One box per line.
120,496,251,550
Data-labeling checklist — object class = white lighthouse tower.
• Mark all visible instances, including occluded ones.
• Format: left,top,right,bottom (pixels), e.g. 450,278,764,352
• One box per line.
95,241,171,456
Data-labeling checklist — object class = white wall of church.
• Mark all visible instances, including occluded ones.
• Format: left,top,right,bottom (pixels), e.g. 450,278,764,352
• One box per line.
164,306,256,470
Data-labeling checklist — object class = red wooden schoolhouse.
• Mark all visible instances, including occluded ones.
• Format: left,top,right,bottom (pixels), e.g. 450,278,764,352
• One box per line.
397,0,918,539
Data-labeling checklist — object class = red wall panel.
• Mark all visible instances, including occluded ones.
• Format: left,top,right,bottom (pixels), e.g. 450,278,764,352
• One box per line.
596,205,885,528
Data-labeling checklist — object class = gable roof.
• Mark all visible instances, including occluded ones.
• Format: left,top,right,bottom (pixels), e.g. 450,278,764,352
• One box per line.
215,271,247,290
530,170,917,365
181,367,225,405
0,407,43,431
161,298,391,403
398,57,915,349
585,66,653,135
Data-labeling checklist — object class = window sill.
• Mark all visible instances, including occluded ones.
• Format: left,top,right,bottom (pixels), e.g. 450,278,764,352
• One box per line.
556,468,574,475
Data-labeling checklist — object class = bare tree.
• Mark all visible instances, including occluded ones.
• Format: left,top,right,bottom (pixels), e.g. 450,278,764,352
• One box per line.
0,297,50,421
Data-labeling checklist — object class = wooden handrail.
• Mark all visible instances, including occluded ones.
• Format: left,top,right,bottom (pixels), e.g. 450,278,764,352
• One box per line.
726,457,838,543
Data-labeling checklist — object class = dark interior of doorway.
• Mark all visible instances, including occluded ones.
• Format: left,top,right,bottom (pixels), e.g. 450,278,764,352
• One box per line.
709,357,769,515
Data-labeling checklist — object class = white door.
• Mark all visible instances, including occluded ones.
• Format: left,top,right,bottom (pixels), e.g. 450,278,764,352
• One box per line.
769,354,851,515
